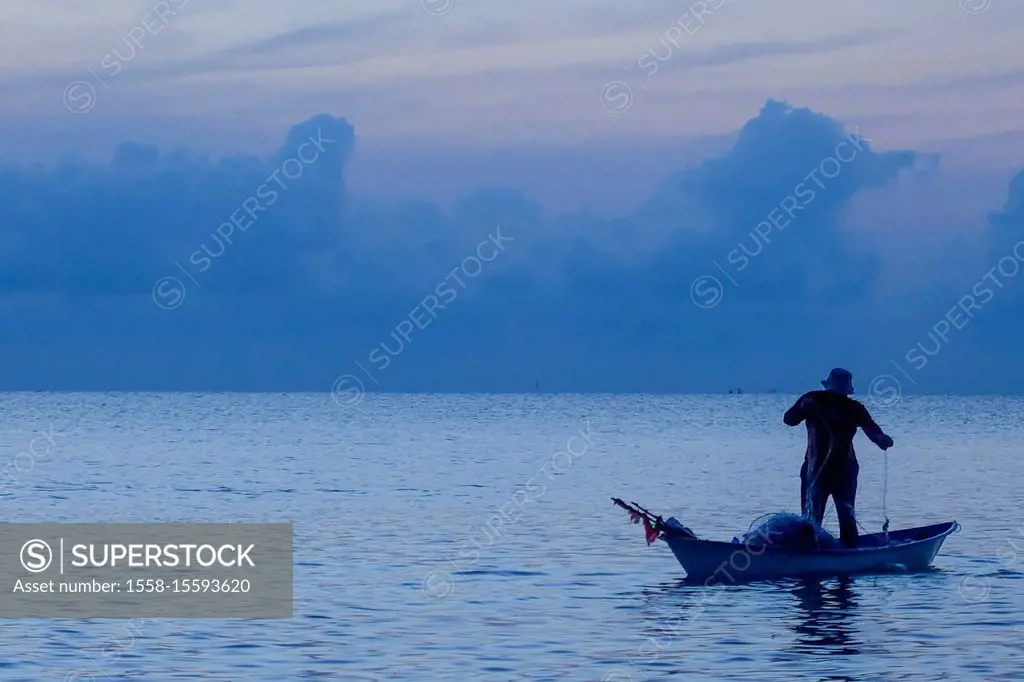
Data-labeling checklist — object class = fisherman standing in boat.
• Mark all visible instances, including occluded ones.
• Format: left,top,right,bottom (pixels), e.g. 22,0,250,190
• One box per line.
784,368,894,547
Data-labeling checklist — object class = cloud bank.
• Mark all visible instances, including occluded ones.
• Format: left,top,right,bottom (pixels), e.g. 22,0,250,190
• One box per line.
2,99,1021,393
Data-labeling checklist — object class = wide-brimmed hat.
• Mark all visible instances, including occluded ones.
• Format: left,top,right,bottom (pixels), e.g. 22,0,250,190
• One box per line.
821,368,854,394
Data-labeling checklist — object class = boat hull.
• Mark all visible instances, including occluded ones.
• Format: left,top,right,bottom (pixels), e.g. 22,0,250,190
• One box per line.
662,521,957,583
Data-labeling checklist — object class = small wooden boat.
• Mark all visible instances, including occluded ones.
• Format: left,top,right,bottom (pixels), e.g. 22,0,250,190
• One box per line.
612,498,958,582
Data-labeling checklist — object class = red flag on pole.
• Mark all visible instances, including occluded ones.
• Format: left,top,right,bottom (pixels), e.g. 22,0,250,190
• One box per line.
644,518,661,545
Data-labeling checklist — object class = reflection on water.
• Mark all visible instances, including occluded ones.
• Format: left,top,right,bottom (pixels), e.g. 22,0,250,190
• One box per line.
789,577,860,655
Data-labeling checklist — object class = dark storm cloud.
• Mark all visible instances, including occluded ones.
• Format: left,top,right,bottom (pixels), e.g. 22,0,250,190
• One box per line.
0,98,973,391
0,114,354,297
0,99,916,305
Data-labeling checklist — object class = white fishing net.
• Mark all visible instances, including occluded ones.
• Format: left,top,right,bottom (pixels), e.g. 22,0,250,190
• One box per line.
741,512,840,550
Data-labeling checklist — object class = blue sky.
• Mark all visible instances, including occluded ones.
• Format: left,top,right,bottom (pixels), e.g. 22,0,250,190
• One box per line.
3,1,1023,152
0,1,1023,394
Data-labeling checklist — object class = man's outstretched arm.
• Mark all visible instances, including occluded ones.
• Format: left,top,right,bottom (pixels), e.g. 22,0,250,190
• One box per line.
857,404,894,449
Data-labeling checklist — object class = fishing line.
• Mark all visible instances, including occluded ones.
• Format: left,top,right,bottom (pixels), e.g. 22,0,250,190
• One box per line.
882,447,891,537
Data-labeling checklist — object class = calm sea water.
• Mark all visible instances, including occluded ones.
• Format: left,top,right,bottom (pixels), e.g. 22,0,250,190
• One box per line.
0,393,1021,681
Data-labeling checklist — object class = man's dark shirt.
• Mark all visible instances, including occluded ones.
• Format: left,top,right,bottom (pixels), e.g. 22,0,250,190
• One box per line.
784,390,889,475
